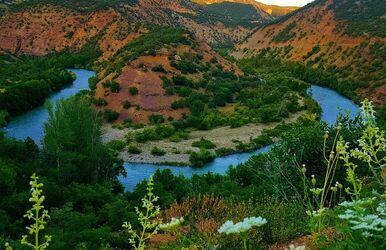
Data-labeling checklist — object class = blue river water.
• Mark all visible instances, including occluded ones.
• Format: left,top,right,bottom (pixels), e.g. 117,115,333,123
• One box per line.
3,69,361,191
4,69,95,143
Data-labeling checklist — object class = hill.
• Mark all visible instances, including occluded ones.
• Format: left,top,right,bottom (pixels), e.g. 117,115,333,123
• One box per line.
193,0,299,17
1,0,274,46
234,0,386,105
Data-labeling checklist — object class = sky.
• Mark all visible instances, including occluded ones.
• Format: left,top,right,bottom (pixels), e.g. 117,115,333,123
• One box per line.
257,0,313,7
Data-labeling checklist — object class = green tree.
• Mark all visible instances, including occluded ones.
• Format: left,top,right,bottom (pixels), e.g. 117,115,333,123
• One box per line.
43,97,123,185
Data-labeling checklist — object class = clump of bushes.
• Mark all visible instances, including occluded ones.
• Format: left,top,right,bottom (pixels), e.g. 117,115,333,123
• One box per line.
190,149,215,167
106,139,126,151
122,100,131,109
129,87,139,96
126,125,180,143
151,147,166,156
127,144,141,154
191,137,216,149
103,109,120,122
149,114,165,125
215,147,235,156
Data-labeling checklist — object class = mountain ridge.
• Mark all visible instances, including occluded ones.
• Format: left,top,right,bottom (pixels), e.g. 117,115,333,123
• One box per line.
192,0,299,17
235,0,386,105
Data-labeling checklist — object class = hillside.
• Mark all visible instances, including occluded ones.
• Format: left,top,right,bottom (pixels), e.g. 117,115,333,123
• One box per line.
193,0,299,17
92,27,243,124
1,0,274,46
235,0,386,105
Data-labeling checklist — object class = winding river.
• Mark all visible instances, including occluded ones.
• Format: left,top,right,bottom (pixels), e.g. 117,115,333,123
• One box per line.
4,69,360,191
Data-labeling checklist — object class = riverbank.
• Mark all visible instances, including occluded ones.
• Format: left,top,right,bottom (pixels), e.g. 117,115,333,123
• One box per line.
102,111,306,165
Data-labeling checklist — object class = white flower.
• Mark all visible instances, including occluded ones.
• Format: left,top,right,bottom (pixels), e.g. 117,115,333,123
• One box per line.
159,217,184,232
306,208,326,218
218,216,267,235
286,244,306,250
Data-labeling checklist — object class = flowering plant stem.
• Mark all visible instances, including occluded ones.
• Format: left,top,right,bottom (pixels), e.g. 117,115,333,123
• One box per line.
241,233,248,250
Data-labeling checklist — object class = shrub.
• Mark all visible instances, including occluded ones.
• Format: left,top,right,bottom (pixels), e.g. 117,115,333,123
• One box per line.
88,76,99,91
152,64,167,73
122,100,131,109
103,109,120,122
215,147,235,156
92,98,107,107
149,114,165,125
190,149,215,167
171,99,185,109
151,147,166,156
106,140,125,151
110,82,120,93
192,137,216,149
129,87,138,96
127,144,141,154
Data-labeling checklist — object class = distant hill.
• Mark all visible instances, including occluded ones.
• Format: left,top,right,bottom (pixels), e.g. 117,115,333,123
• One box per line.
192,0,299,17
0,0,275,46
235,0,386,105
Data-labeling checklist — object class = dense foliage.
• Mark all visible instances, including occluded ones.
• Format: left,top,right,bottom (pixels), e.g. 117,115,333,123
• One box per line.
238,50,363,102
0,34,101,118
330,0,386,37
163,62,313,130
10,0,138,12
1,94,385,249
0,55,75,117
104,27,191,76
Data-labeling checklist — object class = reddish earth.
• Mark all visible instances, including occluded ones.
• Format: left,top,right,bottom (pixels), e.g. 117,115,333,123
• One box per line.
234,0,386,105
0,5,119,55
0,4,242,124
95,42,241,124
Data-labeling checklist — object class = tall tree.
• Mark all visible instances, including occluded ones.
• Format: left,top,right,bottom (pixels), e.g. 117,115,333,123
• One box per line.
43,97,123,185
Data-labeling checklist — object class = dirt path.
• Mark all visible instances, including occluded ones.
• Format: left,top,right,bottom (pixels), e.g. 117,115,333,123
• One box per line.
102,111,306,165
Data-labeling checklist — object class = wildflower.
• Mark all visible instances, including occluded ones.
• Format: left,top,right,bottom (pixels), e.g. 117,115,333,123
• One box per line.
311,175,316,186
301,164,307,174
5,243,12,250
218,216,267,235
122,176,161,250
306,208,326,218
218,217,267,250
310,188,323,196
287,244,306,250
159,217,184,232
21,174,51,250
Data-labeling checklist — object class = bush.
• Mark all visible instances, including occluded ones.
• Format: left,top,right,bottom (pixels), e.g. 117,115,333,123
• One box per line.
152,64,167,73
103,109,120,122
149,114,165,125
92,98,107,107
106,140,125,151
191,137,216,149
127,144,141,154
122,100,131,109
110,82,120,93
151,147,166,156
215,147,235,156
129,87,138,96
190,149,215,167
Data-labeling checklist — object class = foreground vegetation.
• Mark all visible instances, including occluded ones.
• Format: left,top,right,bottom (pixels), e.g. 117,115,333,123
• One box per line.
1,89,385,249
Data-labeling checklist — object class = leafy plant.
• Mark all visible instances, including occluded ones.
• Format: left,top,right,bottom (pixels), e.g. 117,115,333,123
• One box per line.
336,191,386,249
191,137,216,149
122,176,161,250
218,216,267,250
151,147,166,156
21,174,52,250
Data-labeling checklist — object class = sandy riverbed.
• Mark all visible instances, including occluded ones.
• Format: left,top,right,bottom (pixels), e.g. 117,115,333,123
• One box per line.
102,111,306,165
